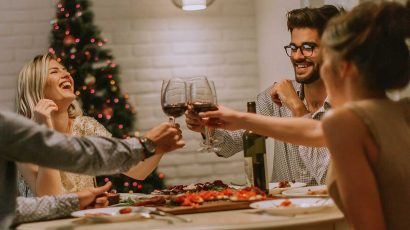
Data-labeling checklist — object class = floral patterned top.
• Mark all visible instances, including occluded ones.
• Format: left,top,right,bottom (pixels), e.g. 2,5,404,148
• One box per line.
18,116,112,197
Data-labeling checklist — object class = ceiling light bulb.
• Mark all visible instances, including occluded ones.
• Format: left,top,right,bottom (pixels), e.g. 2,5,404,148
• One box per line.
182,0,206,11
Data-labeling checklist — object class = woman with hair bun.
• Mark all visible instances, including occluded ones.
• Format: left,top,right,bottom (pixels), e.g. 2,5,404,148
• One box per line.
200,2,409,229
321,2,409,229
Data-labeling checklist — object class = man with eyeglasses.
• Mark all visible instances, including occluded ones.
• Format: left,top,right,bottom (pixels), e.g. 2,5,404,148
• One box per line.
185,5,342,186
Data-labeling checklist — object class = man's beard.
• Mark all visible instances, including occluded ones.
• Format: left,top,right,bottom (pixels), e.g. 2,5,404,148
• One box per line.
295,64,320,84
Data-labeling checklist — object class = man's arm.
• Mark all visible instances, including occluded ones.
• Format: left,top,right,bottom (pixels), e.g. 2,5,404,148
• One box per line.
13,182,112,225
13,194,79,225
212,129,244,157
270,80,309,117
0,111,142,175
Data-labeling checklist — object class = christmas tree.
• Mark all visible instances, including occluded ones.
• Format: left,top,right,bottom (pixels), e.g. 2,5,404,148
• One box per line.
49,0,164,193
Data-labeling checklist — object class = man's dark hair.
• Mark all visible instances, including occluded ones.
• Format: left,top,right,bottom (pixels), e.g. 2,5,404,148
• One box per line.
287,5,343,37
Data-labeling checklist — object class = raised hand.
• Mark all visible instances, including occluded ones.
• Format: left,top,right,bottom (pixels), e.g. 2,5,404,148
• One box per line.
33,99,58,128
144,122,185,155
270,80,308,117
184,105,205,133
199,105,244,131
76,182,112,209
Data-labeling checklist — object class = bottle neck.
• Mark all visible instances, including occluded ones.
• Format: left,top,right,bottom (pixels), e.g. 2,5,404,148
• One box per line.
247,101,256,113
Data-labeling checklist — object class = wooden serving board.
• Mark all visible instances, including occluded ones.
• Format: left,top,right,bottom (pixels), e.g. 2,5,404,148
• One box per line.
157,200,254,215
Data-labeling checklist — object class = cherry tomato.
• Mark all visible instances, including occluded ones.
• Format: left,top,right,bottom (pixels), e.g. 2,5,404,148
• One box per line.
119,207,132,214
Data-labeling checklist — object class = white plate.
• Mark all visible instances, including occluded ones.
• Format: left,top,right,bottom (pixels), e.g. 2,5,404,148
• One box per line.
269,182,306,195
250,198,334,215
71,207,153,222
282,185,329,198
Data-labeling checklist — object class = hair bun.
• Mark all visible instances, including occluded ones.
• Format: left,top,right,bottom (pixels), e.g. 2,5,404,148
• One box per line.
375,2,410,40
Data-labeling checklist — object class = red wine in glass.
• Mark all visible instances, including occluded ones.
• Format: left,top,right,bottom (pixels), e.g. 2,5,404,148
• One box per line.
163,103,188,118
192,102,218,114
161,78,188,125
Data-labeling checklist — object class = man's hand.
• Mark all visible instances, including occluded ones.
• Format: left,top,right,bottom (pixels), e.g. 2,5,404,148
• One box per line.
76,182,112,210
144,122,185,155
184,105,205,133
270,80,308,117
33,99,58,128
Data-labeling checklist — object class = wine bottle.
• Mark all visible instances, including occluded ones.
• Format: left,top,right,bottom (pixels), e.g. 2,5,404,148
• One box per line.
242,102,268,193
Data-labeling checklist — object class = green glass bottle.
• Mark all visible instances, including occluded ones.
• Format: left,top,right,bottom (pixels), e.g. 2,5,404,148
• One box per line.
242,102,268,193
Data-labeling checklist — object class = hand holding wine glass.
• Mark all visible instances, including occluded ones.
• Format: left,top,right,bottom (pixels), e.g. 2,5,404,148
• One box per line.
161,78,188,125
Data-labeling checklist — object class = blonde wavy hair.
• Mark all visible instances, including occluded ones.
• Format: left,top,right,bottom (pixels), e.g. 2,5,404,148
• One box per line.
16,53,82,119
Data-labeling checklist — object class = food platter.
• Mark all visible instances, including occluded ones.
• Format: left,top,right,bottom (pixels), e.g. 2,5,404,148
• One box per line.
108,180,268,214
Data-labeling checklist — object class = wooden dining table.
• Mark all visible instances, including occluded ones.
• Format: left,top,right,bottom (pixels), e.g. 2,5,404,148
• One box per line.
17,206,348,230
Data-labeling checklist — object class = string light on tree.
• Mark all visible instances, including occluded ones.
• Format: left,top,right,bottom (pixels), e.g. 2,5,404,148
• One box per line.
84,74,96,86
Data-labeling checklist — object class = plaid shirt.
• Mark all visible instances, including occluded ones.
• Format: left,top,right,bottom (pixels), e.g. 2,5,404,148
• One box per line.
213,81,331,185
13,195,79,226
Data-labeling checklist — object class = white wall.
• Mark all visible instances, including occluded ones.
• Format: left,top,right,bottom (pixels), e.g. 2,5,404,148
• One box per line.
0,0,260,186
0,0,56,111
255,0,299,91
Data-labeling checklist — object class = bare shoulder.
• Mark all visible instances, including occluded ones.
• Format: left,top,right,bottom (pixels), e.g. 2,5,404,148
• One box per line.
323,107,379,162
323,106,380,155
322,107,367,135
322,107,369,150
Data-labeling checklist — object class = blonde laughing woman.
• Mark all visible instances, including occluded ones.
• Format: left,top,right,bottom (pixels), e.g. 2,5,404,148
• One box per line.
16,53,176,197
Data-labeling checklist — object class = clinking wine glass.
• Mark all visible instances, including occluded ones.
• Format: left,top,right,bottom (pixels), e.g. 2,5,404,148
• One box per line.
161,78,188,125
207,80,222,151
189,77,218,152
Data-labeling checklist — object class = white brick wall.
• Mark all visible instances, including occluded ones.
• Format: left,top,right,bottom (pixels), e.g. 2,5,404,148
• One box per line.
0,0,259,186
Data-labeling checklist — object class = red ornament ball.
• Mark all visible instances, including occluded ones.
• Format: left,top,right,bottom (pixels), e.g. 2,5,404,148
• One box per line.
63,35,75,45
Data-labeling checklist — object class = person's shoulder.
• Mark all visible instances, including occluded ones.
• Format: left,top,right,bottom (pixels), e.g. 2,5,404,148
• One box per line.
73,115,111,135
0,111,23,121
322,107,367,136
322,107,356,126
0,111,36,131
397,97,410,113
75,115,98,124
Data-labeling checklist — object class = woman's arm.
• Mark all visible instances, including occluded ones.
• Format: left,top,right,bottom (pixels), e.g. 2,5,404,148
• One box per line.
18,99,64,196
17,163,63,196
122,122,183,180
123,154,164,180
322,109,385,230
201,105,325,147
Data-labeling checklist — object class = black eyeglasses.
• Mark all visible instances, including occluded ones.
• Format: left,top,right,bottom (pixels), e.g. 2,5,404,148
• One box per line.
284,43,319,57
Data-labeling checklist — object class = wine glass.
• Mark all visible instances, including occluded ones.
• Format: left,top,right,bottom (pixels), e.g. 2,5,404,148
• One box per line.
189,76,217,152
207,80,222,150
161,78,188,125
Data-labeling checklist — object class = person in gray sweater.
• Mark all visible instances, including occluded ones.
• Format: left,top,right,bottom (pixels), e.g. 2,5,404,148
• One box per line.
0,111,184,229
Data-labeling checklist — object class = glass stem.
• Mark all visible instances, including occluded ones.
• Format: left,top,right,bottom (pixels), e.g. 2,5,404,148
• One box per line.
204,126,211,146
169,116,175,126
